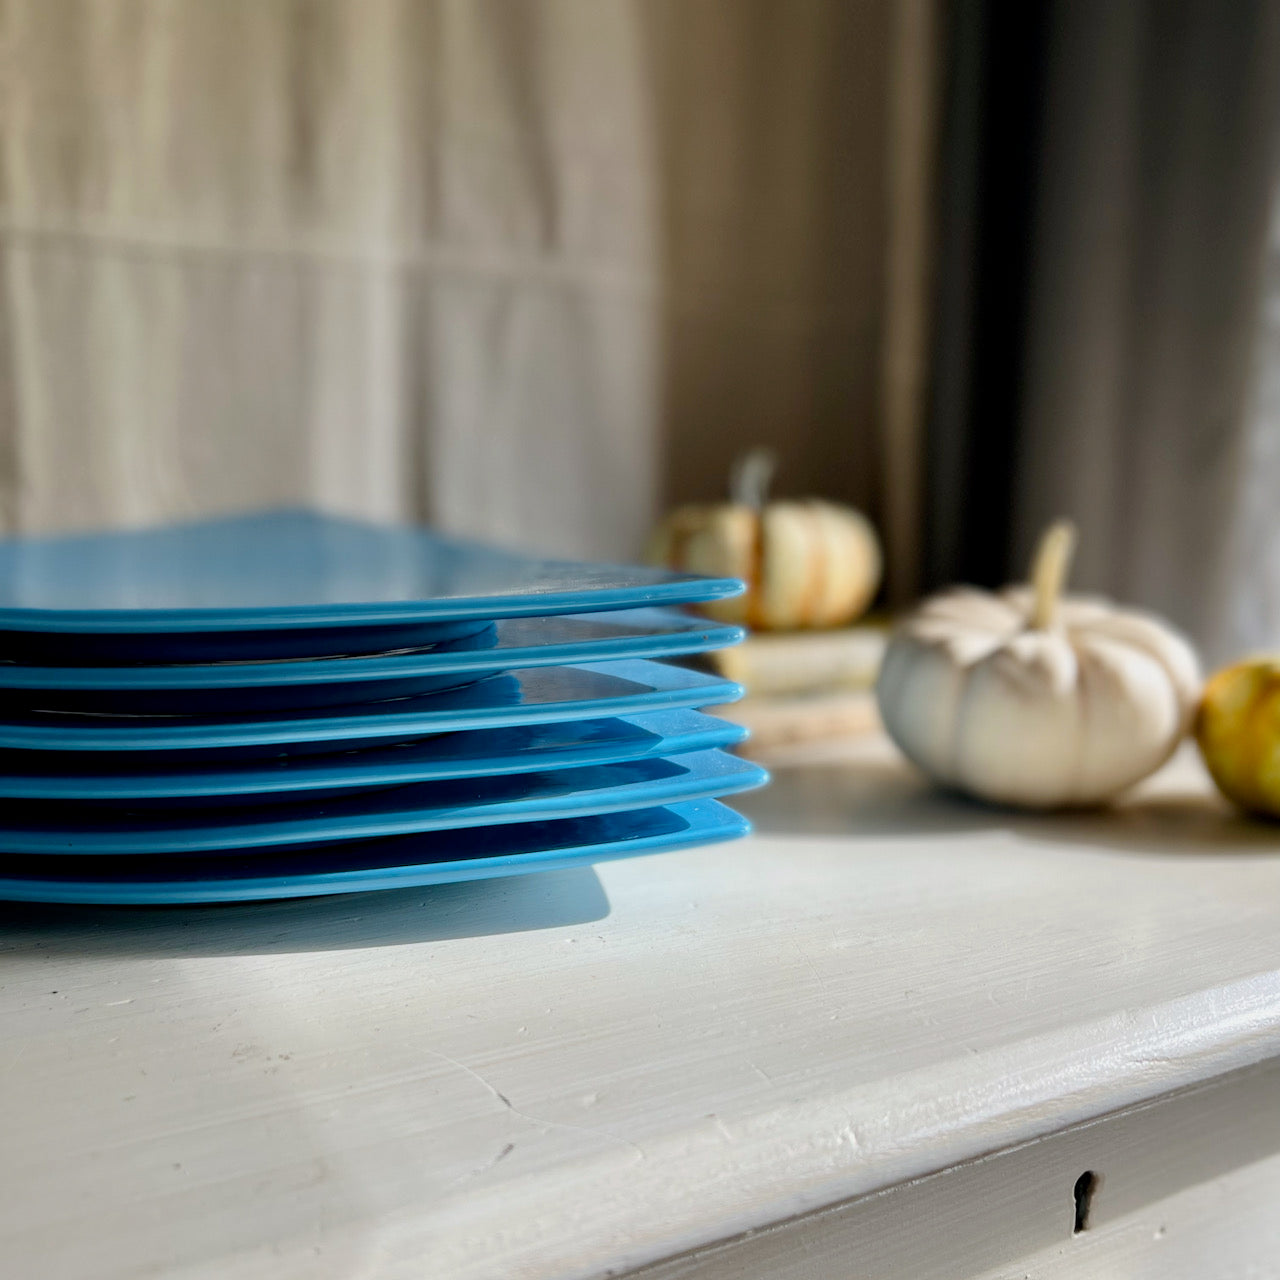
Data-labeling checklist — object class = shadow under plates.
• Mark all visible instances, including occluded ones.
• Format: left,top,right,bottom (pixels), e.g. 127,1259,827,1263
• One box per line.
737,754,1280,859
0,865,610,960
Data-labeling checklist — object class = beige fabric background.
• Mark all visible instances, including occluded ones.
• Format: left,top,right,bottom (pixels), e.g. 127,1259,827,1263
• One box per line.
0,0,892,563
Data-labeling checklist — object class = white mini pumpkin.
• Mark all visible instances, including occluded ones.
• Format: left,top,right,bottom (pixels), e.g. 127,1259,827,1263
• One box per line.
875,523,1201,808
648,451,882,630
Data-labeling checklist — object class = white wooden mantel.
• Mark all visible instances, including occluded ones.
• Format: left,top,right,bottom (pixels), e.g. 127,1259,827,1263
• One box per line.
4,739,1280,1279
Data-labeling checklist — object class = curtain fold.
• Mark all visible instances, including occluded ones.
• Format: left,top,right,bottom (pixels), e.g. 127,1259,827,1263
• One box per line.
1013,0,1280,662
928,0,1280,658
0,0,666,559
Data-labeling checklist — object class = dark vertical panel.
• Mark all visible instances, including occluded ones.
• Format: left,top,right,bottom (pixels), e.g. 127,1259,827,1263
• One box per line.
925,0,1051,588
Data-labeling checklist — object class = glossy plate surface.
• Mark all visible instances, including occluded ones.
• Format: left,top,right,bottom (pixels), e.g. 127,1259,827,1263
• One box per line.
0,749,767,853
0,511,740,633
2,618,493,665
0,660,741,755
0,611,742,713
0,798,749,903
0,710,747,802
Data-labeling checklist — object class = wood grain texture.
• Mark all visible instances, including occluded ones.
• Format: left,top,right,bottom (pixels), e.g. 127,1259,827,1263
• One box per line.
632,1059,1280,1278
3,742,1280,1278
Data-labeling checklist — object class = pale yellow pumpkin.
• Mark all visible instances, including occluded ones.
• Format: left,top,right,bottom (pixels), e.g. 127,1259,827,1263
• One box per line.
1195,659,1280,816
647,451,882,629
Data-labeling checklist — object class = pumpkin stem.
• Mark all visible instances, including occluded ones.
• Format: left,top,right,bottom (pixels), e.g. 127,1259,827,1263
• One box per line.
1029,519,1077,629
730,448,777,510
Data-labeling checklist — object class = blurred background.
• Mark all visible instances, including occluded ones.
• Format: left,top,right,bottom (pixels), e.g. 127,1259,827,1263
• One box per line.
1,0,1277,663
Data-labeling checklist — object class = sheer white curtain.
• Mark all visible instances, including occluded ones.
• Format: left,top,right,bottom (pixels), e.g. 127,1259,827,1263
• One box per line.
1220,195,1280,661
1006,0,1280,661
0,1,892,564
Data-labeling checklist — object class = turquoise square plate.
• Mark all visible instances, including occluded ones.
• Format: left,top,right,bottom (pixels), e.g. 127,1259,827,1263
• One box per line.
0,511,741,661
0,749,767,854
0,610,742,713
0,660,742,756
0,799,750,904
0,709,747,803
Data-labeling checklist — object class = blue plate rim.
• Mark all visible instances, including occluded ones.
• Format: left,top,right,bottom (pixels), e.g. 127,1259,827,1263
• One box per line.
0,581,744,634
0,749,768,854
0,710,749,800
0,660,744,752
0,510,744,632
0,616,744,690
0,799,751,904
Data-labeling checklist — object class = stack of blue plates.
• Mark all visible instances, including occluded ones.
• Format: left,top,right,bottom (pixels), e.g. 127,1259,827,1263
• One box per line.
0,511,765,904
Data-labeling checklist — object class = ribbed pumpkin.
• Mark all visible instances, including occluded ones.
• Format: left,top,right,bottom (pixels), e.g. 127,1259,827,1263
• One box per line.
876,522,1201,808
647,451,882,630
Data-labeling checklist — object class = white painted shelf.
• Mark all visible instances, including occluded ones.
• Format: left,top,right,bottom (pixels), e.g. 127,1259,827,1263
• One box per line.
3,739,1280,1278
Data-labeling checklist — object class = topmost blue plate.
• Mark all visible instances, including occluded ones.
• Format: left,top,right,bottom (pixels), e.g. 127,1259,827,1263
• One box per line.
0,510,741,634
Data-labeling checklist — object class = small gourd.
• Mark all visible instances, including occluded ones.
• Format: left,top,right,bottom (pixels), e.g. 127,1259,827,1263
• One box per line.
1195,659,1280,817
875,522,1200,808
647,450,882,629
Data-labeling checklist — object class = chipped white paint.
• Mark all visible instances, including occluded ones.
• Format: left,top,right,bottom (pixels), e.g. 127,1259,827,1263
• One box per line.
633,1057,1280,1278
2,742,1280,1277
